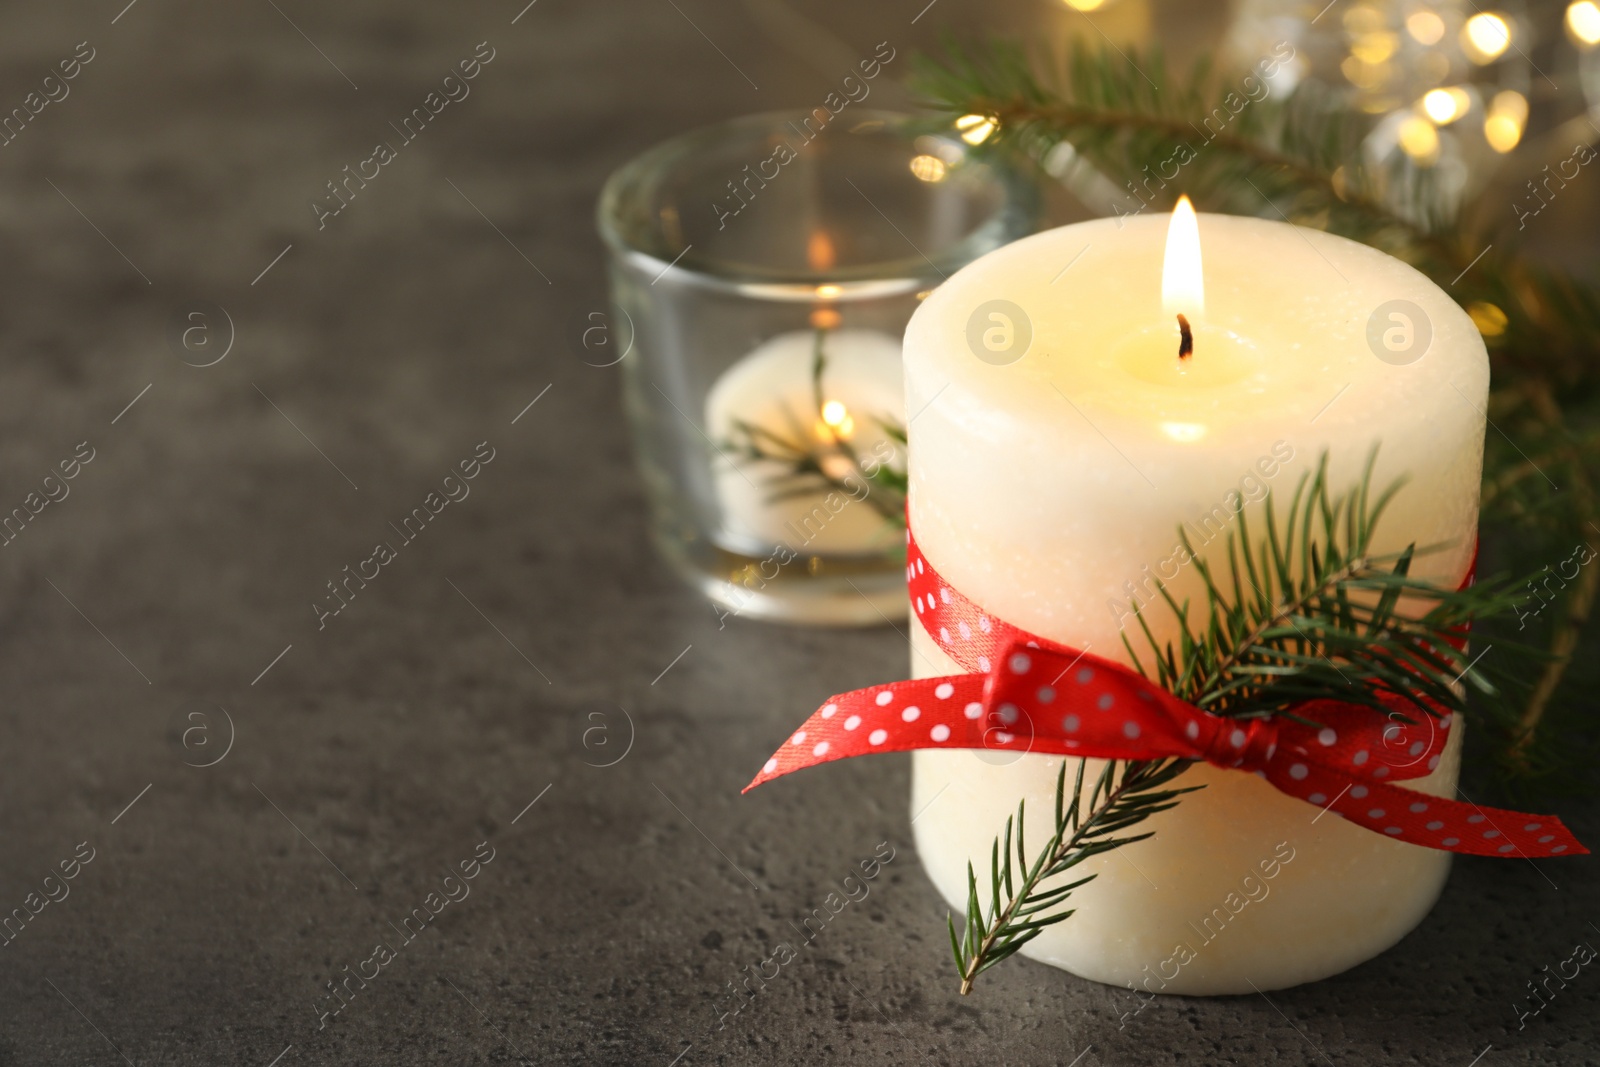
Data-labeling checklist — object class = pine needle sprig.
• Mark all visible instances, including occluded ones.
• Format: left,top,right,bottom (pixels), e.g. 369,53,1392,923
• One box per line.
951,449,1536,994
949,757,1197,995
912,39,1461,270
1122,449,1524,726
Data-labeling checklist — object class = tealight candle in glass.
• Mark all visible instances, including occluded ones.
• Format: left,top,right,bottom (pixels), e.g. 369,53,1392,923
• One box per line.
597,110,1036,625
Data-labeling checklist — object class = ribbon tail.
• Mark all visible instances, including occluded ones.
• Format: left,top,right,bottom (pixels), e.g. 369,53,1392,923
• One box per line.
1265,764,1588,858
743,676,984,793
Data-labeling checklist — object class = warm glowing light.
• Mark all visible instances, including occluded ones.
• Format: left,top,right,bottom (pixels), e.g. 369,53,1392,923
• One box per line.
1398,116,1441,164
812,282,843,330
1467,301,1508,337
1569,0,1600,44
955,114,997,145
818,453,855,481
1462,12,1512,62
1484,90,1526,152
1492,88,1529,124
807,230,836,272
908,154,948,182
1161,422,1207,443
1062,0,1108,9
1351,31,1398,63
1484,113,1522,152
1161,195,1204,317
1422,87,1471,124
1340,55,1390,89
809,307,842,330
817,400,855,439
1343,3,1383,32
1406,10,1446,44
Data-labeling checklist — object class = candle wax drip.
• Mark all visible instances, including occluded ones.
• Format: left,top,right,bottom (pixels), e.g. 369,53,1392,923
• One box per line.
1177,313,1194,361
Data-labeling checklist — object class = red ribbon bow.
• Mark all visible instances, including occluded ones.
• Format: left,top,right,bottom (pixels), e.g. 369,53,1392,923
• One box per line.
746,527,1587,860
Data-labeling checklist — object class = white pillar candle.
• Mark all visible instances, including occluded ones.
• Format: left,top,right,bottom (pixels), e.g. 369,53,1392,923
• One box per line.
706,327,905,556
903,204,1487,994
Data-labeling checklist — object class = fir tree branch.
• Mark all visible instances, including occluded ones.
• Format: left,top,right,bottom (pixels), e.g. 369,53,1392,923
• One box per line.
950,93,1455,268
950,758,1197,995
911,40,1465,269
1125,450,1519,725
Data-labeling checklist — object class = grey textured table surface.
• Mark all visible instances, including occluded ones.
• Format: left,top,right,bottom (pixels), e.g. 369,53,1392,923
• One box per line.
0,0,1595,1064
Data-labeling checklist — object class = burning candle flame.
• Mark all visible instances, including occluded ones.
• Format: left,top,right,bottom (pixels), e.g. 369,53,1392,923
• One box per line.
1162,195,1204,319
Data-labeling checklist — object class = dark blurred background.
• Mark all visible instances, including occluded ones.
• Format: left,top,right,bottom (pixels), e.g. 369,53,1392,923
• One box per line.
0,1,1593,1064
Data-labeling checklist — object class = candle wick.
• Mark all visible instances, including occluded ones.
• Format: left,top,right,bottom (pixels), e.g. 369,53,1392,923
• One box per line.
1176,313,1193,361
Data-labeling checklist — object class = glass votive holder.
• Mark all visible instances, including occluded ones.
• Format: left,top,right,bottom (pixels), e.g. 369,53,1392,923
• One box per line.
598,109,1036,626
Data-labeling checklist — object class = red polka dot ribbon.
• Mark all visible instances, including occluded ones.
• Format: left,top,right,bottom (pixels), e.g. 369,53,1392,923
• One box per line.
745,527,1587,860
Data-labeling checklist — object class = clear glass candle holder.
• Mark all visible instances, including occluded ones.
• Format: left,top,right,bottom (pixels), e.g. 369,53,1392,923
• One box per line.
598,110,1036,626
